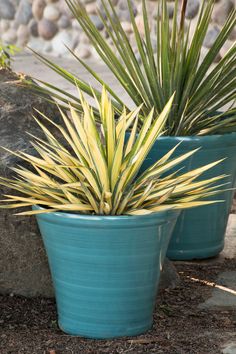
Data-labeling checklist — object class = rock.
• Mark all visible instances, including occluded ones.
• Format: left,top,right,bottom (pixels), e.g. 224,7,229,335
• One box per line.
0,69,60,297
0,0,16,20
121,21,133,34
38,18,58,40
32,0,46,21
96,0,107,19
17,24,30,46
222,343,236,354
57,14,71,29
220,40,234,58
204,48,221,64
118,0,136,12
90,14,104,30
58,0,74,18
137,0,156,16
27,37,48,51
135,15,145,37
159,258,180,290
199,271,236,309
28,18,39,37
0,19,10,32
118,9,136,22
43,41,53,53
85,2,97,15
213,53,221,63
200,46,208,65
151,35,157,53
71,18,82,31
10,20,20,30
10,0,22,6
79,32,90,45
2,29,17,44
97,0,118,19
134,47,142,65
43,4,61,21
203,25,220,48
229,28,236,41
15,0,32,25
185,0,200,19
51,30,77,55
74,44,91,59
212,1,234,26
167,2,175,18
118,2,138,20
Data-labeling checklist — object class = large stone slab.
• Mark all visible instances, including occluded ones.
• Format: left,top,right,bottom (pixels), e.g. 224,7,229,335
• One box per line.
222,343,236,354
199,271,236,310
0,68,60,297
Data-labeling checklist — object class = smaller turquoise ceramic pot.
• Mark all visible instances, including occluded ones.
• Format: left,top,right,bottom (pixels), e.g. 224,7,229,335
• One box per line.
34,206,179,339
140,132,236,260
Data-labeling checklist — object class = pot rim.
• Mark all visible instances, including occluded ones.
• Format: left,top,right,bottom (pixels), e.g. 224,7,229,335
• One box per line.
158,131,236,143
33,205,180,225
126,130,236,143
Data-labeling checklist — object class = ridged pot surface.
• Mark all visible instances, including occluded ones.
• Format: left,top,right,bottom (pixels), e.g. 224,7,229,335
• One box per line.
140,132,236,260
34,207,179,338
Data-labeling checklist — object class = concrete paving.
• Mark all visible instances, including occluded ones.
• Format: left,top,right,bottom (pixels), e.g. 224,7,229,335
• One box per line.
13,53,132,107
222,343,236,354
224,214,236,259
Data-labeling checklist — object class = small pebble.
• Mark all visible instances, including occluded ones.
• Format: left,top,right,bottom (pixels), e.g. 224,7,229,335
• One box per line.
203,25,220,48
43,4,61,22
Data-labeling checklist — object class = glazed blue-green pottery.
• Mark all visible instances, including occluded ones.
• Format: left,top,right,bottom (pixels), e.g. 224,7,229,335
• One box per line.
34,206,179,338
140,132,236,260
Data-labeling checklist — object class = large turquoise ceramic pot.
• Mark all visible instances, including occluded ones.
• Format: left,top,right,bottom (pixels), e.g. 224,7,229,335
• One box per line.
140,132,236,260
34,206,179,338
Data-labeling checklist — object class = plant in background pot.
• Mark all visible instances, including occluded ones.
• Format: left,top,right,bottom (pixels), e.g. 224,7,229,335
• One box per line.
0,89,227,338
26,0,236,260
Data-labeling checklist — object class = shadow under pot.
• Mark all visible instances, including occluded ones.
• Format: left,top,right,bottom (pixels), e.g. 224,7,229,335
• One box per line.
34,206,179,339
140,132,236,260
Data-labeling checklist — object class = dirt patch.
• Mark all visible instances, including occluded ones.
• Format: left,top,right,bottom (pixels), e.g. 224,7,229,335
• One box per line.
1,259,236,354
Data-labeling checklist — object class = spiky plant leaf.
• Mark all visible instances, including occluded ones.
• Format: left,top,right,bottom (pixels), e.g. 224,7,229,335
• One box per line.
0,89,228,216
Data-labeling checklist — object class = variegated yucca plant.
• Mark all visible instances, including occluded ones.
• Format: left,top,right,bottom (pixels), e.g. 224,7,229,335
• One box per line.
0,89,227,216
27,0,236,136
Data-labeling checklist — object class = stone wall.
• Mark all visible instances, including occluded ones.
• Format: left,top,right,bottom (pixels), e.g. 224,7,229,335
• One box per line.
0,0,235,60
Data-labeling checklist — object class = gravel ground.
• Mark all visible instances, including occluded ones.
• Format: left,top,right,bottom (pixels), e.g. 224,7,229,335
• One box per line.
1,259,236,354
